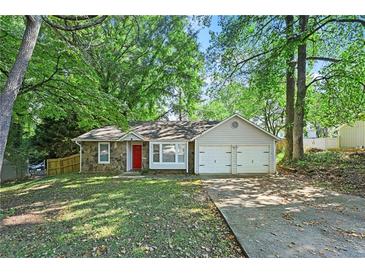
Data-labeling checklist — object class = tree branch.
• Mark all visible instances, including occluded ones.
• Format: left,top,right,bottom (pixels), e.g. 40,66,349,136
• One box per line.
306,56,341,62
42,16,108,31
302,16,365,41
19,55,62,94
53,16,99,21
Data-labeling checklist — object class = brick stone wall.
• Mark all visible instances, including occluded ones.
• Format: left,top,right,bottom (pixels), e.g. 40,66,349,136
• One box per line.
188,141,195,173
81,141,126,172
80,141,194,173
142,141,149,170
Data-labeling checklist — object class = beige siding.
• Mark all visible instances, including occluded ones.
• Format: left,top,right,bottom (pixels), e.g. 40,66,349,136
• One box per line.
197,117,273,144
195,117,276,174
339,121,365,148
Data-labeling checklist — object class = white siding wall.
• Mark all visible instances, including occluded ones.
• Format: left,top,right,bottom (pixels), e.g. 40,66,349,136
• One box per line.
303,138,339,150
195,117,276,174
339,121,365,148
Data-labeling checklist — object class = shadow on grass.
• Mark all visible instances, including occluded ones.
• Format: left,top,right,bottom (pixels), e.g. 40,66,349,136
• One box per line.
0,173,243,258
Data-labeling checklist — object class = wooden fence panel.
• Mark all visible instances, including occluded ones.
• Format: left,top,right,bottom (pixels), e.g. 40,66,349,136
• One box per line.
47,154,80,176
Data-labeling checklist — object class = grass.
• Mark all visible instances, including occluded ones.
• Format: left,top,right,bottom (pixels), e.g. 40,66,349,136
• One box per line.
0,173,243,258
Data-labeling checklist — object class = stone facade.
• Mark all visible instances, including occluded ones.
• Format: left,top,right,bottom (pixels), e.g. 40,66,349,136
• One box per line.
141,141,149,170
80,140,195,173
81,141,126,172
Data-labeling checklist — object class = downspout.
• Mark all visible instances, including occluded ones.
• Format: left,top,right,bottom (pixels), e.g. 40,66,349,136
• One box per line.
75,140,82,173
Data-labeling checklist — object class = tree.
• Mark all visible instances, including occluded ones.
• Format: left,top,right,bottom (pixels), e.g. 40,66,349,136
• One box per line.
284,15,295,159
0,15,107,179
1,16,205,178
30,113,84,161
207,15,365,160
64,16,204,121
292,15,309,160
0,16,41,178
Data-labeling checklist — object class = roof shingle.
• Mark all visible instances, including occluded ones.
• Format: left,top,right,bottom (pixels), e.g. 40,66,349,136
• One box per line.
75,121,220,141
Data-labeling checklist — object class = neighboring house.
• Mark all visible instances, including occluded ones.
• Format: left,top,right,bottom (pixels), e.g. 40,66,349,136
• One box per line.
338,121,365,148
72,114,280,175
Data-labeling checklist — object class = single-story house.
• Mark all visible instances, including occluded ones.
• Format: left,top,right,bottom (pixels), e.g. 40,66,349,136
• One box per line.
72,114,280,174
338,120,365,148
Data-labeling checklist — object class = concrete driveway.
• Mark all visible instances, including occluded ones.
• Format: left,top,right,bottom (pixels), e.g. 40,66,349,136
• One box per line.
204,176,365,257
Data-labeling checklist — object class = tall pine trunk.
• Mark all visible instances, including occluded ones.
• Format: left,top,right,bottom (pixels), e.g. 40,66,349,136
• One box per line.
284,15,295,160
293,15,309,160
0,16,41,180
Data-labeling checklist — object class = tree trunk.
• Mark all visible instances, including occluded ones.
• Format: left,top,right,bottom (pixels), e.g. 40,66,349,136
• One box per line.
293,15,309,160
284,15,295,160
0,16,41,181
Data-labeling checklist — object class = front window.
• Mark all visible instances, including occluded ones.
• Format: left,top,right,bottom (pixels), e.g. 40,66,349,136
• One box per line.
162,144,176,162
152,143,186,164
98,142,110,164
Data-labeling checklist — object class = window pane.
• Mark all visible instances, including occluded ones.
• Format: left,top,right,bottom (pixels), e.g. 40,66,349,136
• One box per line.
177,144,185,163
177,154,184,163
153,153,160,162
153,144,160,153
152,144,160,162
162,144,176,162
99,144,109,162
177,144,185,154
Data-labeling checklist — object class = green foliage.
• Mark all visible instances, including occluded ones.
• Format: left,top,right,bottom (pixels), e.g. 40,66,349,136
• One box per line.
205,15,365,135
63,16,205,122
1,16,205,161
293,151,343,168
307,40,365,127
30,113,84,162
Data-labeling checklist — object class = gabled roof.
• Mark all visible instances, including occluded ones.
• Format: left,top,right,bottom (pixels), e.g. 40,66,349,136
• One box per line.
118,131,145,141
191,113,281,141
73,114,280,142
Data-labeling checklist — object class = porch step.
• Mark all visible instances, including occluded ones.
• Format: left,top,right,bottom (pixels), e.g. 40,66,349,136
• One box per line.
122,171,142,176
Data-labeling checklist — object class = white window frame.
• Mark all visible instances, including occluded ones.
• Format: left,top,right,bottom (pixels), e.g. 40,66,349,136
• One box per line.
151,142,186,164
177,144,185,163
98,142,110,164
152,143,160,163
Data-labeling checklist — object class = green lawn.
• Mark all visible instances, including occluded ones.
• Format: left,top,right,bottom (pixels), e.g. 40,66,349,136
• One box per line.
0,174,243,258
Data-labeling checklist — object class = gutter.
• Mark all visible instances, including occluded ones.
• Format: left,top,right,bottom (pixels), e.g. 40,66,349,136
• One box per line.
75,140,82,173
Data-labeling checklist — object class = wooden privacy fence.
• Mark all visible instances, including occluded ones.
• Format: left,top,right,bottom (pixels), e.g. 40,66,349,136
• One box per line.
47,154,80,176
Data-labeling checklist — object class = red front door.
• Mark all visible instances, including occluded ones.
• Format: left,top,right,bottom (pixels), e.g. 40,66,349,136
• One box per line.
132,145,142,169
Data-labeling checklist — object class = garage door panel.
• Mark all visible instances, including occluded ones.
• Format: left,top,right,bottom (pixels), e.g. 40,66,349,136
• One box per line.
199,146,231,173
237,145,270,173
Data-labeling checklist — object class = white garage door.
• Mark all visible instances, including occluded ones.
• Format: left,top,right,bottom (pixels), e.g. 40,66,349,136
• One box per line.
237,145,270,173
199,145,232,173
